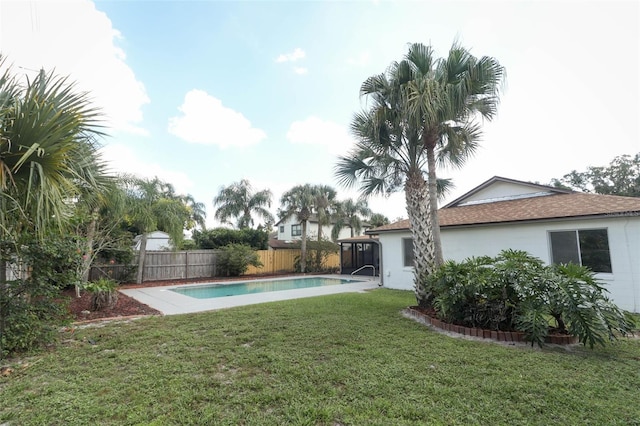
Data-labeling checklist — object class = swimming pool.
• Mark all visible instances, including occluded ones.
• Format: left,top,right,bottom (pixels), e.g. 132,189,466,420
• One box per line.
170,277,358,299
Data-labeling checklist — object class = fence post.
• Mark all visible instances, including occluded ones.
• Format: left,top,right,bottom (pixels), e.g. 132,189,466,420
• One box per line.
185,251,189,279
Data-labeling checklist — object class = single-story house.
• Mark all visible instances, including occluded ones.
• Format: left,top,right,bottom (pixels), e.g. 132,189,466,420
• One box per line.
133,230,173,251
362,176,640,313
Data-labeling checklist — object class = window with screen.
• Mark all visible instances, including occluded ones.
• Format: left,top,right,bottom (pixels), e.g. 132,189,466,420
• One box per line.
549,229,611,273
403,238,414,267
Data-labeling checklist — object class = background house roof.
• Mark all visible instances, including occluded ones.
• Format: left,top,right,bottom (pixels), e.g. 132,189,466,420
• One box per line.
368,192,640,233
443,176,572,208
268,239,299,249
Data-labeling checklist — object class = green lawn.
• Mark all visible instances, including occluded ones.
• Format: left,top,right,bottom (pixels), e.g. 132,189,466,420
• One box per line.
1,289,639,425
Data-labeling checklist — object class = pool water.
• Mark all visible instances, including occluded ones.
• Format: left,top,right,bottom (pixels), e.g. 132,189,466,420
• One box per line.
170,277,357,299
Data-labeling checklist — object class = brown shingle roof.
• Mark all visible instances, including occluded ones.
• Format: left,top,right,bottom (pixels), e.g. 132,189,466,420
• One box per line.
268,239,299,249
368,192,640,233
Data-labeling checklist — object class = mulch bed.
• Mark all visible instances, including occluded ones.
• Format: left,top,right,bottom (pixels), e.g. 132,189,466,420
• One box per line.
64,288,162,322
65,273,301,322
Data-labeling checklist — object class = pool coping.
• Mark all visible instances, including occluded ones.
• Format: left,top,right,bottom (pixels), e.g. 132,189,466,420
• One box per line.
120,275,380,315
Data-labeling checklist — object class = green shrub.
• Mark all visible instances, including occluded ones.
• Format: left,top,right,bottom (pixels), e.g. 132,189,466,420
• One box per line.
0,235,79,359
217,244,263,276
294,240,340,273
193,228,269,250
423,249,633,348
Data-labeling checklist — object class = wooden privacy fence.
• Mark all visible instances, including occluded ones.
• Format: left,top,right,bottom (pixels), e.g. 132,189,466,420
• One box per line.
89,250,219,283
244,250,340,275
142,250,219,281
89,249,341,283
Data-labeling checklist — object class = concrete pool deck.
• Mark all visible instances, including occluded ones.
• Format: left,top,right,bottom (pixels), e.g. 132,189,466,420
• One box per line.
120,275,381,315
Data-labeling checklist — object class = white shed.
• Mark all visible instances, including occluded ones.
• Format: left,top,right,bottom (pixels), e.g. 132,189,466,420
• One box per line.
133,231,173,251
369,177,640,313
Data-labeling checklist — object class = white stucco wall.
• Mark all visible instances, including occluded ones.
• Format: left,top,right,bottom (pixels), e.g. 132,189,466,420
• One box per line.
277,216,356,241
378,216,640,312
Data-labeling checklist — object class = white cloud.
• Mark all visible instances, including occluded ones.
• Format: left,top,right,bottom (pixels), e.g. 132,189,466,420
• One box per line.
286,116,355,156
293,67,308,75
99,144,194,194
0,0,150,135
168,89,267,148
276,47,305,63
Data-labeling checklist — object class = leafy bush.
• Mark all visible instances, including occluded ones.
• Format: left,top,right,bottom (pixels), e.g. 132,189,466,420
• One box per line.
96,244,135,266
83,278,119,311
193,228,269,250
423,249,633,348
0,235,79,358
217,244,263,276
294,240,340,273
92,244,137,283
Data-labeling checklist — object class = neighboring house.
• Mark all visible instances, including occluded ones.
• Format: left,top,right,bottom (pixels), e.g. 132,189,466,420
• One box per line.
364,176,640,313
133,231,173,251
270,214,368,249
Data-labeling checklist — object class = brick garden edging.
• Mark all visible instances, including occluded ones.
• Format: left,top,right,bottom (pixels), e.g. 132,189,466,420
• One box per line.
403,307,579,345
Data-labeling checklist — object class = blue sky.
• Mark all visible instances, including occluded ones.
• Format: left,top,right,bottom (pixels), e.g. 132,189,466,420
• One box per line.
1,1,638,228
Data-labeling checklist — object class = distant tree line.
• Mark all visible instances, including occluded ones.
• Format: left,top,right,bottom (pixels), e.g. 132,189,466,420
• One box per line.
550,153,640,197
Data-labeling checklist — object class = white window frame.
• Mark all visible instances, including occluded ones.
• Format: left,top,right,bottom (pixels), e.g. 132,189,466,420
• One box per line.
548,228,612,273
402,238,414,268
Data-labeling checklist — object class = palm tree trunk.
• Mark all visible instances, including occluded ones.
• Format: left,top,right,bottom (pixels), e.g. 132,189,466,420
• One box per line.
300,221,307,273
315,222,323,269
405,169,436,307
136,233,148,284
81,208,99,285
425,137,444,267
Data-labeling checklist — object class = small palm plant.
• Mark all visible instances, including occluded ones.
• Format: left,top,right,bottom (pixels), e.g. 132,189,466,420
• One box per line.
84,278,119,311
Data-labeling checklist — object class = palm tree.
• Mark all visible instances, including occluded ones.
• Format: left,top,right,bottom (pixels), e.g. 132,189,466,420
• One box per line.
279,184,315,273
180,193,207,230
331,199,372,239
402,43,504,266
335,42,504,306
368,213,390,228
0,56,107,285
213,179,274,229
0,57,106,238
311,185,337,241
123,176,190,284
74,177,126,287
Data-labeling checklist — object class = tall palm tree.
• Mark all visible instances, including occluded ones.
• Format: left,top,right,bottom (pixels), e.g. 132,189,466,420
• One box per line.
279,184,315,273
311,185,337,241
401,43,504,266
213,179,274,229
335,42,504,306
179,193,207,230
331,199,372,239
0,56,107,285
123,176,190,284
